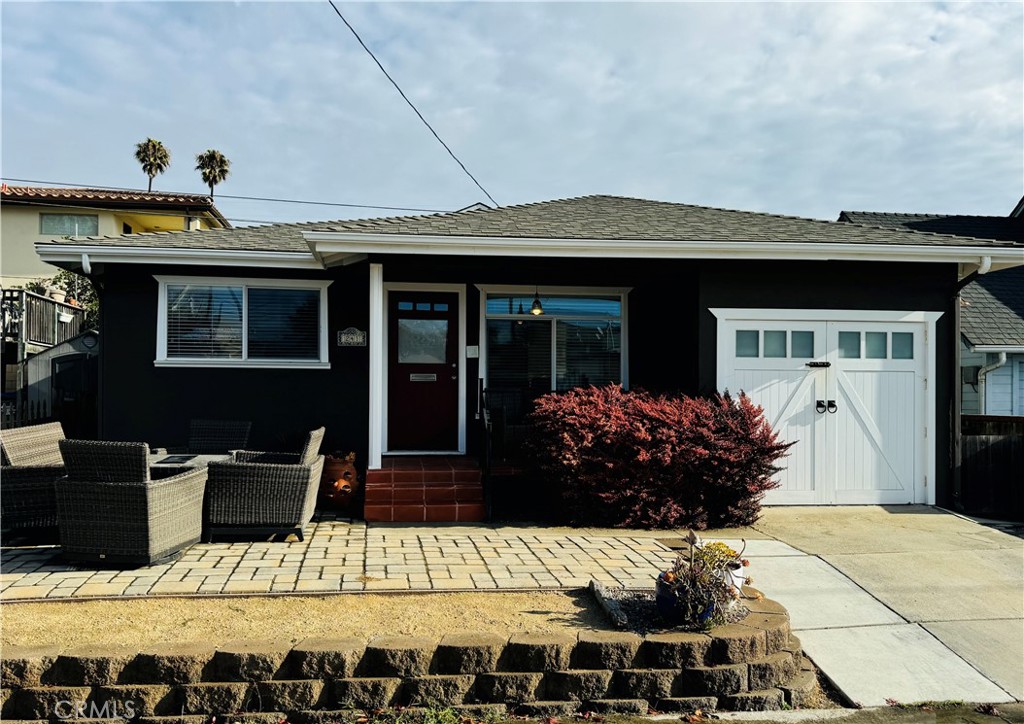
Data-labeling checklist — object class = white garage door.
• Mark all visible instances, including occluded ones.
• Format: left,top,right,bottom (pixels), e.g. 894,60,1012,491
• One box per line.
717,313,931,506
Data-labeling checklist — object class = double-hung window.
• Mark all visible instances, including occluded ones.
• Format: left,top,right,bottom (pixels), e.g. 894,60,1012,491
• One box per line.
481,288,628,392
155,276,331,368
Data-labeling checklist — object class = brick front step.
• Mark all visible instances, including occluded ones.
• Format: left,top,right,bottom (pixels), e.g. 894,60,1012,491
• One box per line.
364,456,485,522
363,500,485,523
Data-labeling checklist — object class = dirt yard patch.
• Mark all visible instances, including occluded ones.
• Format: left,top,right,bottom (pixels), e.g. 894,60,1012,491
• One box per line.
0,590,607,649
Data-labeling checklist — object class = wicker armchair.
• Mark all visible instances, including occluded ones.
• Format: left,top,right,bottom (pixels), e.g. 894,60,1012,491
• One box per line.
152,419,252,456
0,422,66,529
204,427,325,542
56,440,208,567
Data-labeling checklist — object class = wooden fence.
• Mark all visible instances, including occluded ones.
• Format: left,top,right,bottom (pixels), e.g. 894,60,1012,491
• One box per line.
961,415,1024,521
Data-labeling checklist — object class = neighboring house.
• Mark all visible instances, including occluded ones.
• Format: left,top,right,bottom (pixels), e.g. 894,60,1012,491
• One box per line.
35,195,1024,519
839,202,1024,417
959,268,1024,415
1,185,230,288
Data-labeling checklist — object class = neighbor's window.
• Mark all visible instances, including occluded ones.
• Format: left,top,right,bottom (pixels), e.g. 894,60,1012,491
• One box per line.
484,292,624,392
156,277,329,367
40,213,99,236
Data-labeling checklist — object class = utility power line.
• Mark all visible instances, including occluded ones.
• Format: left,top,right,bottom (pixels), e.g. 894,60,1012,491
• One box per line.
1,176,452,214
326,1,499,207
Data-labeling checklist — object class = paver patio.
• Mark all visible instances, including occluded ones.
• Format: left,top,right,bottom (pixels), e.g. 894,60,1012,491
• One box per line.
0,514,686,600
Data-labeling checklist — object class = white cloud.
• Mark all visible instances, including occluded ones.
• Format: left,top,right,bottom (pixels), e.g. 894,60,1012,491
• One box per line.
2,1,1020,223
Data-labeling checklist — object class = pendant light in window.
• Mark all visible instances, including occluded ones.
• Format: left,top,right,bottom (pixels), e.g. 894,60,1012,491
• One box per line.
530,288,544,316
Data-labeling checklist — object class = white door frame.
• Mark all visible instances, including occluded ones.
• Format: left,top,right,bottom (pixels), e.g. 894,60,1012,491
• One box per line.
710,308,942,505
371,279,467,465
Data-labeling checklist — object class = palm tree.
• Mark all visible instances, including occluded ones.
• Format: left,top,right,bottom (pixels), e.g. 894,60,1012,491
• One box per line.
195,149,231,197
134,138,171,192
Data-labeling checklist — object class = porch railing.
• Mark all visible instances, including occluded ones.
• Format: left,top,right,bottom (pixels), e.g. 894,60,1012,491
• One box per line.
2,288,85,347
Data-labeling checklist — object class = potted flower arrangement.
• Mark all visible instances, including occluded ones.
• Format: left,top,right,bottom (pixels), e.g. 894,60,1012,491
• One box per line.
655,530,757,629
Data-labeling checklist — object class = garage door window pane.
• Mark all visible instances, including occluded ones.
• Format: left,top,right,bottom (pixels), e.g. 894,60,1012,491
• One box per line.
892,332,913,359
838,331,861,358
865,332,887,359
736,330,759,358
791,331,814,358
764,331,786,358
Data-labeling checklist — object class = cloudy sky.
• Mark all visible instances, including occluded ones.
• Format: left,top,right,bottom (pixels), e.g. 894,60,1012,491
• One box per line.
2,1,1021,225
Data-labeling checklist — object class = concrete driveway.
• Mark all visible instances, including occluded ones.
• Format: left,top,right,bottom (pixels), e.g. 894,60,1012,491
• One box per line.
746,506,1023,706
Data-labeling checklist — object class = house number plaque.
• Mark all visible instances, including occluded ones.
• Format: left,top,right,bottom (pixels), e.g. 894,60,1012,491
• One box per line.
337,327,367,347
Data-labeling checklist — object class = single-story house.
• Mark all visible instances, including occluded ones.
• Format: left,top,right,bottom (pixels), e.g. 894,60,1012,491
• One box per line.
838,205,1024,417
36,195,1024,520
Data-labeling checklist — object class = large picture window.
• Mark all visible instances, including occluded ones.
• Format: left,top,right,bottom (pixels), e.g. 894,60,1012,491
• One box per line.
482,289,626,392
155,276,331,368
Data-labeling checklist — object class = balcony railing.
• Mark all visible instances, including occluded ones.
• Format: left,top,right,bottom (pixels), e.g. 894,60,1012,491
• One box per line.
2,289,86,347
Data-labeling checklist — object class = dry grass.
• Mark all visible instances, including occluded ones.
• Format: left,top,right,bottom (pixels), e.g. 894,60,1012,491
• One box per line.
0,590,608,649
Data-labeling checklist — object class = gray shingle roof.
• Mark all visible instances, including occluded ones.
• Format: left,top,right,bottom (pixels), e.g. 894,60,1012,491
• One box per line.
838,210,1024,243
39,195,1024,253
36,220,322,253
961,267,1024,347
838,209,1024,345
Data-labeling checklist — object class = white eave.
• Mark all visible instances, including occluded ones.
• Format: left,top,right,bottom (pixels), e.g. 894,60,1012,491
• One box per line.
303,231,1024,272
36,234,1024,273
35,243,324,270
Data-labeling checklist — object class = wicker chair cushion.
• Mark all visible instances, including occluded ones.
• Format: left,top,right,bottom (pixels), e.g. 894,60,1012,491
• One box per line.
0,422,65,467
299,427,326,466
187,419,252,455
59,440,151,483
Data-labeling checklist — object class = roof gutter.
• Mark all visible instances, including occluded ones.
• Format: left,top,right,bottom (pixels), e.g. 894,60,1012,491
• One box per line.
969,344,1024,353
35,243,323,270
304,231,1024,267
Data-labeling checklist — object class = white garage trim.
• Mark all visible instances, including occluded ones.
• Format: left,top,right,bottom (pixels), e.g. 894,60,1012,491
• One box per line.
710,308,942,506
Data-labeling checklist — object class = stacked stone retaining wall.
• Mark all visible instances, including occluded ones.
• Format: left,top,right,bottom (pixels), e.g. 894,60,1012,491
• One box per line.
1,596,819,722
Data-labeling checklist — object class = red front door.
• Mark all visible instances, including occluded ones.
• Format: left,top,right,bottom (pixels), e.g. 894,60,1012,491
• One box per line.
387,291,459,451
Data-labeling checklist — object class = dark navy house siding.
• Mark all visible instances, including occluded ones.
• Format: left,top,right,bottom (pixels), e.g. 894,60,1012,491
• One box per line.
96,257,959,504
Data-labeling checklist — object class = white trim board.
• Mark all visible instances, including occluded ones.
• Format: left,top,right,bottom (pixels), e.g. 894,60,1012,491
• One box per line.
305,232,1024,271
39,244,323,269
368,264,384,470
377,281,468,463
710,307,942,507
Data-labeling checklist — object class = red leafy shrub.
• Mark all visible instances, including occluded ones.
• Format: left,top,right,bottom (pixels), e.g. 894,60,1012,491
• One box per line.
526,384,792,529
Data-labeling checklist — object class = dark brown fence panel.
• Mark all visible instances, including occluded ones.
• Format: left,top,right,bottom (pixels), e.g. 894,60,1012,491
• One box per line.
961,415,1024,521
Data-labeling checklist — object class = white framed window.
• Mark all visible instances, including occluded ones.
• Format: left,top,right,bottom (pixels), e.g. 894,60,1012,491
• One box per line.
40,213,99,236
154,276,332,368
478,286,629,392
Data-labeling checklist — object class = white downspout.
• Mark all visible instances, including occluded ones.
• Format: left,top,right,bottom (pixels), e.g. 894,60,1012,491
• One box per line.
978,255,992,275
977,352,1007,414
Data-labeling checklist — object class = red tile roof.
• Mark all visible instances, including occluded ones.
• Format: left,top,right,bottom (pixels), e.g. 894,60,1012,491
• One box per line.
2,184,230,227
1,184,219,204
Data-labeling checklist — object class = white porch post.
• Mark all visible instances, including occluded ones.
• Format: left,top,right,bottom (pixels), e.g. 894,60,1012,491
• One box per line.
368,263,384,469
